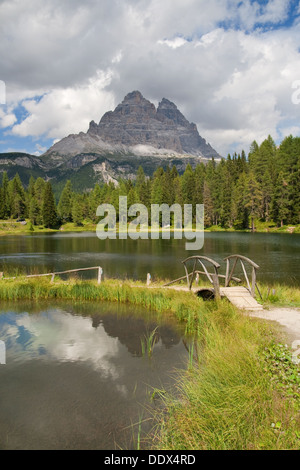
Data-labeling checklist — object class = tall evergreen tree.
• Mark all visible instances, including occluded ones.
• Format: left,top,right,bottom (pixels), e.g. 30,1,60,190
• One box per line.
245,171,262,232
72,193,85,226
9,173,26,219
42,182,57,228
57,180,73,222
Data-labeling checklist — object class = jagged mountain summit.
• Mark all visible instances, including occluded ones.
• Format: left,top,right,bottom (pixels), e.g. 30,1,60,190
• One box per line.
44,91,220,161
0,92,221,193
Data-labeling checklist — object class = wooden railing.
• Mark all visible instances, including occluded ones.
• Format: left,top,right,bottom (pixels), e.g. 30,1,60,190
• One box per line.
1,266,103,284
224,255,261,298
164,254,261,300
166,256,222,299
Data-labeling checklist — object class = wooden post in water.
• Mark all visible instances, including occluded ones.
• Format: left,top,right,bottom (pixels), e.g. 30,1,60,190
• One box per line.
147,273,151,286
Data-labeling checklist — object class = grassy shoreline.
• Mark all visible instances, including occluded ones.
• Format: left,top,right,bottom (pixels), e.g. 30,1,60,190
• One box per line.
0,276,299,450
0,218,299,236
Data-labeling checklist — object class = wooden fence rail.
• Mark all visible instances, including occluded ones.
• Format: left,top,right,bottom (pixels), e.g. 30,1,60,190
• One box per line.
181,256,222,299
1,266,103,284
164,254,261,300
224,255,261,298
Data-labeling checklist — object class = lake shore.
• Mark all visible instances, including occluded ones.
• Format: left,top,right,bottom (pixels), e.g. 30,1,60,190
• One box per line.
0,218,299,236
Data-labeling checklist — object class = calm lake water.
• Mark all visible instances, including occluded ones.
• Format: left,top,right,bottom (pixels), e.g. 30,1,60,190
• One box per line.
0,301,187,450
0,231,299,285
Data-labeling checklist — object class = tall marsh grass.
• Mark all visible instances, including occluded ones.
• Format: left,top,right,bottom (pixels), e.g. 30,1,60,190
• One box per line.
152,303,300,450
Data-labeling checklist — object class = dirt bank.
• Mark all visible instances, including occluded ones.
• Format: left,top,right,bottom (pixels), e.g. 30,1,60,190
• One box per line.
249,307,300,344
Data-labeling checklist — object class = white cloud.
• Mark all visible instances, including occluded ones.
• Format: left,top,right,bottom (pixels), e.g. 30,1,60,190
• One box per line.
11,71,115,139
14,310,121,376
0,109,17,128
0,0,299,156
157,37,187,49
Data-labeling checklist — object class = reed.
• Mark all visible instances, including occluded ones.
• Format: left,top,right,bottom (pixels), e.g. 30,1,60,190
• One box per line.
151,302,300,450
141,326,159,358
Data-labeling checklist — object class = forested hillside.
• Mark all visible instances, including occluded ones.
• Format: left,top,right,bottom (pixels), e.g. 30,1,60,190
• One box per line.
0,135,299,231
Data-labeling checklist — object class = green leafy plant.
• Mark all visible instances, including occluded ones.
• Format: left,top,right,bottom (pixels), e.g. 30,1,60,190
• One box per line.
141,327,158,358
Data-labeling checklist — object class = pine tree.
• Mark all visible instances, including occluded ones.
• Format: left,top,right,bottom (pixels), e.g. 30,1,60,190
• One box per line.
29,197,40,225
33,177,46,225
42,182,57,228
273,171,290,227
89,184,103,222
0,187,4,219
231,172,249,229
193,163,205,205
72,193,85,226
181,164,194,206
1,171,9,218
151,167,165,205
57,180,73,223
219,159,233,228
9,173,26,219
245,171,262,232
203,181,214,227
136,166,150,207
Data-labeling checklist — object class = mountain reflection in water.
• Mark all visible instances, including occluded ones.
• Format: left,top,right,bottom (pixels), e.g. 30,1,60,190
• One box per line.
0,301,187,450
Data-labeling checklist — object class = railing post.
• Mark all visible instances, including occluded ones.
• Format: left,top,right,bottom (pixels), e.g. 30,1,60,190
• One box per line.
183,262,191,290
189,259,197,290
225,259,230,287
98,267,103,284
212,270,220,300
251,267,256,297
223,255,260,298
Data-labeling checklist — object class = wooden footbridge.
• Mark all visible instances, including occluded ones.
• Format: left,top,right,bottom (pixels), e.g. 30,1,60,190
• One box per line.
164,255,263,311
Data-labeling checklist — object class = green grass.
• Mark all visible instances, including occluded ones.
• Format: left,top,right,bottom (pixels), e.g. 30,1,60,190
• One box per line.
258,283,300,308
0,275,299,450
0,218,299,236
151,303,300,450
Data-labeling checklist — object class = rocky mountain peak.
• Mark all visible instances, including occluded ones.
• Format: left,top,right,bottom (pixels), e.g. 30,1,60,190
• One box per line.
157,97,189,127
123,90,146,103
47,91,221,159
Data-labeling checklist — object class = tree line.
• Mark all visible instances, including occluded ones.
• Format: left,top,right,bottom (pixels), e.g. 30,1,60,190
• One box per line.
0,135,299,230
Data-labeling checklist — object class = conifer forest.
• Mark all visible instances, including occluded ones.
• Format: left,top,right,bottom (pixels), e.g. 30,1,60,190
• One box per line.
0,135,299,230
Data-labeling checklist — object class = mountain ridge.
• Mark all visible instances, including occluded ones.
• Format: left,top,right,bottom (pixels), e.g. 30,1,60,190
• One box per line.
44,91,220,162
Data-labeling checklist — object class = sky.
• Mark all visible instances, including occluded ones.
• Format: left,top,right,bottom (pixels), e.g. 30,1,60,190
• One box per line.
0,0,300,157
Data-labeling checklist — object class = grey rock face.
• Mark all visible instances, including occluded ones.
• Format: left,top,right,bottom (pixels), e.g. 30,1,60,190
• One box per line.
87,91,220,158
45,91,220,160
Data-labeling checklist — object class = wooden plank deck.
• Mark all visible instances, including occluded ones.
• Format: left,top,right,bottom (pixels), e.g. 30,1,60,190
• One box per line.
163,285,263,311
220,286,263,311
